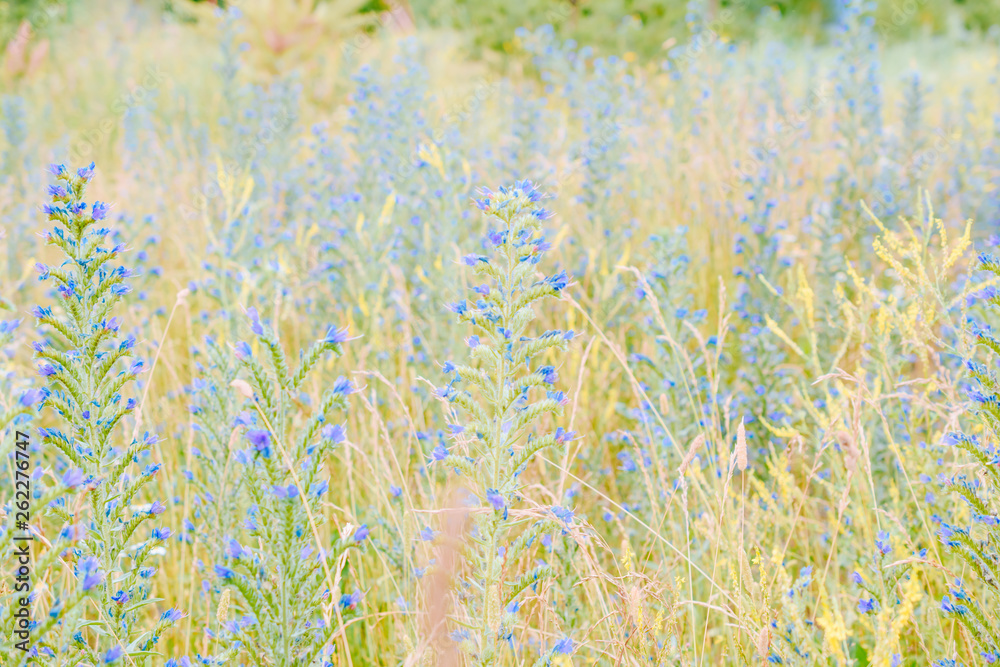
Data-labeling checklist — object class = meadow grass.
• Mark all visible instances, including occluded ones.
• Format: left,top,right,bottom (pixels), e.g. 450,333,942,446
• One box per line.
2,1,1000,665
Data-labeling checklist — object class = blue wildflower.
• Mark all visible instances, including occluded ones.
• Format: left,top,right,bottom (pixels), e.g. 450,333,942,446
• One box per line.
551,506,574,524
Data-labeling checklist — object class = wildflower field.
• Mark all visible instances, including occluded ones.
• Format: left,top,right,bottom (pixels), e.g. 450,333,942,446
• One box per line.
6,0,1000,664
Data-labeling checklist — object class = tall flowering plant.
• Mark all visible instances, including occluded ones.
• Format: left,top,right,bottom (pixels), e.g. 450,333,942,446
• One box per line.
437,181,578,665
198,309,366,666
17,163,181,662
933,253,1000,663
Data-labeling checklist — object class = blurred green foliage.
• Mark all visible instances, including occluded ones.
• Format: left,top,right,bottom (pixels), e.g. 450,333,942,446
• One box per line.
0,0,50,26
4,0,995,57
955,0,1000,30
0,0,74,44
407,0,998,57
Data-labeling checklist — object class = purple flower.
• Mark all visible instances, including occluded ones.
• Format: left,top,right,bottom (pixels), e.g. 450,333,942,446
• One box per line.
446,424,464,435
227,540,247,559
247,307,264,336
19,388,45,407
272,484,298,500
148,500,166,516
941,596,961,614
111,590,129,605
246,429,271,451
851,571,863,585
858,598,879,614
233,411,254,428
434,385,456,400
77,162,96,181
160,608,185,623
875,531,892,556
214,564,235,579
151,527,171,540
551,506,574,524
554,427,577,444
547,270,569,291
62,468,85,488
102,646,123,664
976,513,1000,526
321,423,347,444
354,524,369,542
420,526,436,541
235,341,253,360
92,201,109,221
486,489,505,512
78,557,104,591
38,364,58,377
339,588,363,611
538,366,558,384
554,637,574,654
431,443,449,462
941,432,962,446
332,376,355,396
322,325,352,345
